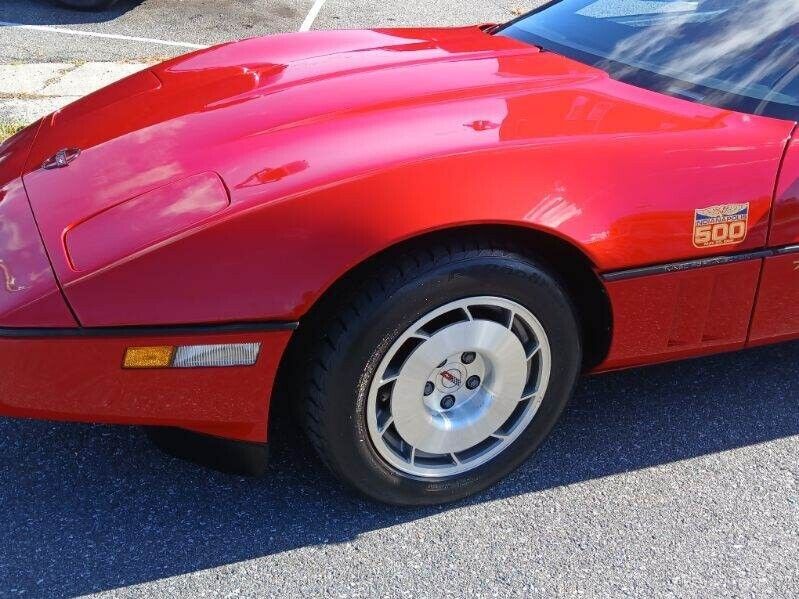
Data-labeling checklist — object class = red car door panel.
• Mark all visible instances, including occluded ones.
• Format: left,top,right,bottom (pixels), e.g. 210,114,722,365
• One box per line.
750,251,799,345
751,135,799,345
599,259,762,370
765,136,799,247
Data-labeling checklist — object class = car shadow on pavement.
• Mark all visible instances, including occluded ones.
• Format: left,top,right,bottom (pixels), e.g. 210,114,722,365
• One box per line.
0,0,142,26
2,340,798,596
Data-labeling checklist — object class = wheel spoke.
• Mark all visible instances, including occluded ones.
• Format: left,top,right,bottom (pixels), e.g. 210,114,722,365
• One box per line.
506,310,516,329
378,372,399,386
378,416,394,435
526,343,540,359
521,387,542,401
450,452,461,465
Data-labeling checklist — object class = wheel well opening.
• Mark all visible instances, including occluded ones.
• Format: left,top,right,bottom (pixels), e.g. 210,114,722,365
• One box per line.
272,225,612,421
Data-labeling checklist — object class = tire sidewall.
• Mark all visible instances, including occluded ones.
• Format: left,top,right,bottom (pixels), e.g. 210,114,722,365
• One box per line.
320,255,581,505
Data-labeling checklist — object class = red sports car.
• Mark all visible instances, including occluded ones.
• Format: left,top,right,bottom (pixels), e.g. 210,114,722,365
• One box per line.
2,0,798,504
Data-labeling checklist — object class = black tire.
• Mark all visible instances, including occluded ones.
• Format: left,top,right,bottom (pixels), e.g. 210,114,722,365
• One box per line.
56,0,119,10
297,239,582,505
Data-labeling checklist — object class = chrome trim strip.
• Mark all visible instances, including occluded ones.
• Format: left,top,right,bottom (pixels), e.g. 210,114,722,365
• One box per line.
773,244,799,255
602,250,772,282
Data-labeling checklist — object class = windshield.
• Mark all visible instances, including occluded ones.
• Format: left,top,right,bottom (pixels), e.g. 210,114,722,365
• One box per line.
498,0,799,120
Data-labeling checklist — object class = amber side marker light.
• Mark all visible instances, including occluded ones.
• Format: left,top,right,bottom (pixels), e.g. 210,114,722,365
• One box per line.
123,343,261,369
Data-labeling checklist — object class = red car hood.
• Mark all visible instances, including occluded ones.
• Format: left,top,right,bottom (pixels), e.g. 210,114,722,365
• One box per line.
24,25,550,182
21,26,609,283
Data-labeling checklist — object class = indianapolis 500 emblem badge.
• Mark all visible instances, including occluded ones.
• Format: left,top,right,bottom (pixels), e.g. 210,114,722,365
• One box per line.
693,203,749,248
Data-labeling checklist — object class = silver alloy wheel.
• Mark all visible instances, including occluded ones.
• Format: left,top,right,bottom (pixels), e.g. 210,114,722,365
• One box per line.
366,296,552,478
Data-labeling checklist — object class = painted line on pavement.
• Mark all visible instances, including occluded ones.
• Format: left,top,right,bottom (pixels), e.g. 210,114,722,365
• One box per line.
299,0,328,31
0,21,206,49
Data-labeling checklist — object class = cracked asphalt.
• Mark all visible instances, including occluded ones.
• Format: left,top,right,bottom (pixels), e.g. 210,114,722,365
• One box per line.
0,1,797,598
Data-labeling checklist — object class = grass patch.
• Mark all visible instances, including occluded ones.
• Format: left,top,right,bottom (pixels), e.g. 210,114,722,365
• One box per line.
0,121,27,142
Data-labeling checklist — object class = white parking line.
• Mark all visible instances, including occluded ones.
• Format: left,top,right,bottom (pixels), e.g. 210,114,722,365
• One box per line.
299,0,328,32
0,21,206,49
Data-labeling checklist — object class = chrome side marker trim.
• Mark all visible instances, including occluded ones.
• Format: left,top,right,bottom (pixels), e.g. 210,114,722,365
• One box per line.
602,249,774,282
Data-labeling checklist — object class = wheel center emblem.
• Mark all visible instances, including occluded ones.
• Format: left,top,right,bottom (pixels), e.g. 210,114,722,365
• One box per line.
439,368,463,389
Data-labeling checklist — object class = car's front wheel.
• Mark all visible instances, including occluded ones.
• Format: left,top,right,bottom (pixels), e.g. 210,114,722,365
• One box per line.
298,240,581,505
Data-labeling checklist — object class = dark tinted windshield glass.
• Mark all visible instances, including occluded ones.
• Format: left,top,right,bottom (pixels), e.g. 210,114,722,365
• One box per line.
499,0,799,119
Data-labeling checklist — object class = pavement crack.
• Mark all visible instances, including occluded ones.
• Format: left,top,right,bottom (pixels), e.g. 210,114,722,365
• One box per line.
40,63,79,90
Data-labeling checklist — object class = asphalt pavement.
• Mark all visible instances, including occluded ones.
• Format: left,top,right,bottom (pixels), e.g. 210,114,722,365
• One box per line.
0,1,797,598
0,0,532,62
2,342,797,597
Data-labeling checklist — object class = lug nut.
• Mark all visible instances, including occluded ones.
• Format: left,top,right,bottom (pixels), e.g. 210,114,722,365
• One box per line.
461,352,476,364
440,395,456,410
466,375,481,390
424,381,435,396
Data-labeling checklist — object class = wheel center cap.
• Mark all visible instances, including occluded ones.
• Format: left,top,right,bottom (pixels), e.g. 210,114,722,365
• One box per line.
437,365,466,392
